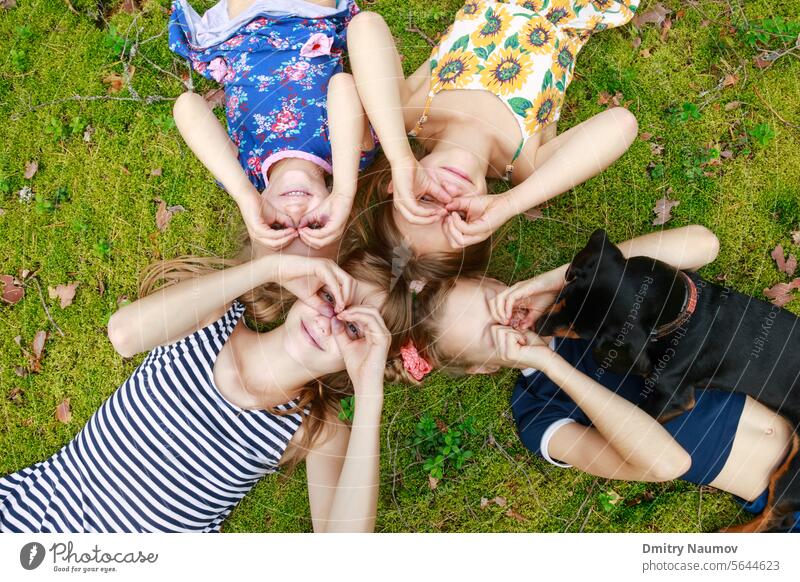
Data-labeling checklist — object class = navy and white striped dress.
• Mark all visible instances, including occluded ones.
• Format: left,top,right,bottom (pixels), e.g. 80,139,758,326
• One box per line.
0,301,304,532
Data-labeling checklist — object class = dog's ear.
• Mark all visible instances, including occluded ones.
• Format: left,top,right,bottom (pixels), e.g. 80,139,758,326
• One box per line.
566,229,624,282
592,326,652,376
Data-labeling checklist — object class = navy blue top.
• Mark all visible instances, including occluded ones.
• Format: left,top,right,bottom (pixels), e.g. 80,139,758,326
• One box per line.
511,338,746,485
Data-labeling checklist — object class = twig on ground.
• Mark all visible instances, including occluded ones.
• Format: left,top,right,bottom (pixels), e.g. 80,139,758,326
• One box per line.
33,279,65,337
563,478,598,532
753,86,800,130
406,13,436,47
63,0,79,14
579,507,593,533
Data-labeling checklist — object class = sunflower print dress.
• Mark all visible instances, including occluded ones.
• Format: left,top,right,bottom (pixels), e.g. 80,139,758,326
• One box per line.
413,0,638,174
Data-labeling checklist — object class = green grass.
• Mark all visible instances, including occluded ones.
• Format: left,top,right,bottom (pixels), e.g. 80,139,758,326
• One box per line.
1,0,799,532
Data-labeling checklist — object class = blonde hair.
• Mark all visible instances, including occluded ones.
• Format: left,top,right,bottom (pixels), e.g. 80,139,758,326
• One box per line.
384,275,484,384
138,242,394,470
349,150,495,377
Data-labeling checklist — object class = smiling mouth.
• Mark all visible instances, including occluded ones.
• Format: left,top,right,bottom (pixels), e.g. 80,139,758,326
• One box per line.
281,190,312,197
301,321,323,351
442,167,473,184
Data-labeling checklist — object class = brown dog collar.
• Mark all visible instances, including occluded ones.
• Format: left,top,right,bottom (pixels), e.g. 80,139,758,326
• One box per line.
651,271,698,340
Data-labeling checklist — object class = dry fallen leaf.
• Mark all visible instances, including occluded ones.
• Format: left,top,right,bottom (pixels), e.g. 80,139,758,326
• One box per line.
523,208,543,222
427,475,439,490
32,330,47,359
505,508,526,522
640,47,652,58
56,398,72,424
204,87,226,110
493,496,507,508
1,0,17,9
150,168,163,177
8,386,24,404
631,37,641,49
103,73,124,94
155,198,187,232
792,230,800,246
652,196,680,226
639,132,653,142
480,497,490,509
660,18,672,42
116,0,139,14
48,281,79,308
1,274,24,304
650,142,664,156
24,160,39,180
83,125,95,143
724,101,743,111
771,244,797,276
632,3,671,27
764,279,800,307
722,74,739,89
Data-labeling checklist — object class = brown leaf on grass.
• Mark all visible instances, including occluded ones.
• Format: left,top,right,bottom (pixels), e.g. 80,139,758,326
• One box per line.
14,366,28,378
155,198,186,232
631,37,641,49
722,74,739,88
660,18,672,42
48,282,79,308
650,142,664,156
639,132,653,141
32,330,47,359
720,150,734,159
764,279,800,307
150,168,163,177
204,87,226,110
115,0,139,14
771,244,797,276
480,497,490,509
1,274,24,304
427,475,439,490
632,3,671,27
83,125,95,143
792,230,800,246
597,91,625,108
493,496,507,507
625,490,655,507
523,208,543,222
505,508,526,522
103,73,125,94
724,101,743,111
652,196,680,226
1,0,17,9
639,47,652,58
55,398,72,424
24,160,39,180
754,55,773,69
8,386,24,404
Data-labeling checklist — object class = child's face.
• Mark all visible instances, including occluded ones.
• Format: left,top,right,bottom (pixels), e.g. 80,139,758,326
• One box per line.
281,277,387,376
263,159,329,227
435,277,509,372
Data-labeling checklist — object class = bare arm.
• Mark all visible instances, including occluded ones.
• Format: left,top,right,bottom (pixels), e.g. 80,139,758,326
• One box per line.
496,329,691,482
347,11,414,165
306,307,390,533
504,107,639,215
172,91,256,206
305,396,382,532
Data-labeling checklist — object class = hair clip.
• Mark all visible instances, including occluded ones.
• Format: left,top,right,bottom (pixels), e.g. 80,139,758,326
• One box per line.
400,340,433,382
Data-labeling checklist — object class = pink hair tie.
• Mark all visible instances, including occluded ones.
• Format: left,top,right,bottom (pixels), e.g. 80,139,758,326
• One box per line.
400,340,433,382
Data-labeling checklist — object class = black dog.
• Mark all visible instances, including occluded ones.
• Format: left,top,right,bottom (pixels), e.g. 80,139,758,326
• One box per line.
535,229,800,532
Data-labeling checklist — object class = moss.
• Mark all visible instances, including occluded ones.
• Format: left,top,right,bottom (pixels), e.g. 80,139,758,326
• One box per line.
2,0,799,532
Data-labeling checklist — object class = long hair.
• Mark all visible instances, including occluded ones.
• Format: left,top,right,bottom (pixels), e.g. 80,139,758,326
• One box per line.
348,150,494,363
138,243,394,470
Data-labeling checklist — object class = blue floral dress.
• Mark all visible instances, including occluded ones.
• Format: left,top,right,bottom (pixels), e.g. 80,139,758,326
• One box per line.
169,0,376,191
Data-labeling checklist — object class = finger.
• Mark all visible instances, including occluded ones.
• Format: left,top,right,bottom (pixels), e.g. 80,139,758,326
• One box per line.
330,317,353,353
450,211,491,237
337,307,389,339
318,265,353,313
256,229,298,250
488,292,508,326
298,228,335,250
445,213,468,249
395,198,440,225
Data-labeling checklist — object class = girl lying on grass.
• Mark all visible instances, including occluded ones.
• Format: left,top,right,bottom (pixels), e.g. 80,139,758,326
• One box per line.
169,0,376,256
347,1,639,259
391,225,799,531
0,251,391,532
